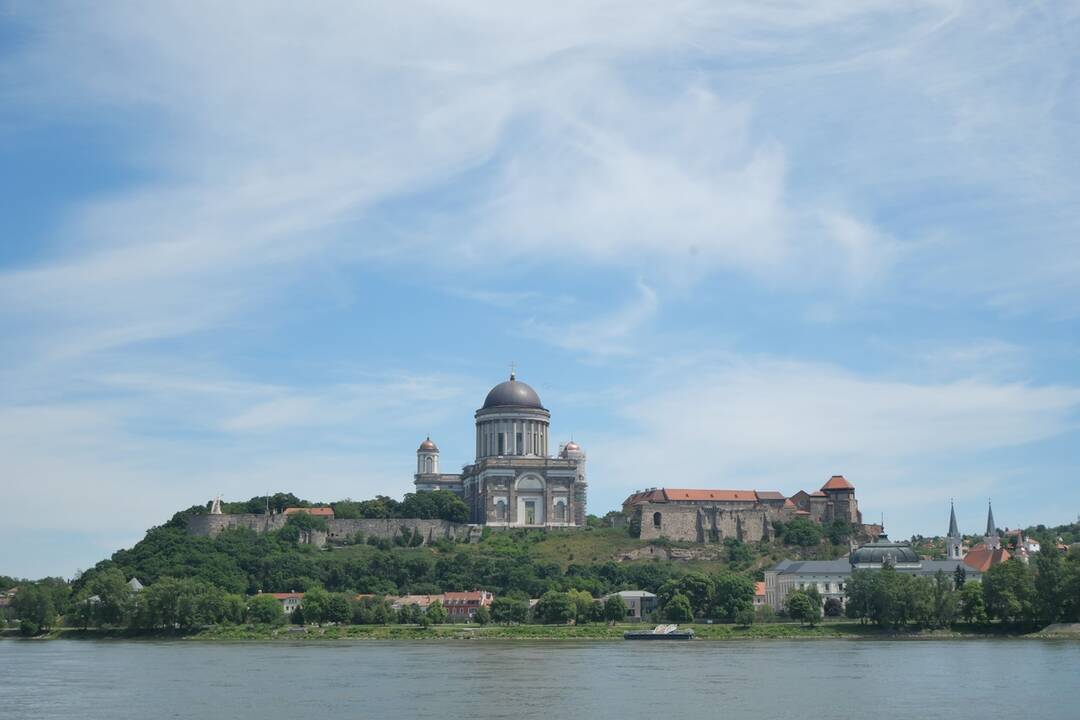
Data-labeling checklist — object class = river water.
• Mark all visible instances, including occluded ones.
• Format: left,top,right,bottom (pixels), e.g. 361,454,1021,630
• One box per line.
1,639,1077,719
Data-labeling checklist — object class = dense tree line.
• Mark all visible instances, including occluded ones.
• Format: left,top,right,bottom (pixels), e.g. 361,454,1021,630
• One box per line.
844,549,1080,629
167,490,469,529
66,523,691,607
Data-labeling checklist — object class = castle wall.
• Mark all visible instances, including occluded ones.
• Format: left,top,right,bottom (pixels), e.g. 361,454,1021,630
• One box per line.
186,513,471,545
636,503,788,543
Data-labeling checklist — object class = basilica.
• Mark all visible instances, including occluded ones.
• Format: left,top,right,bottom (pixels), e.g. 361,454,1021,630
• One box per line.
413,371,587,527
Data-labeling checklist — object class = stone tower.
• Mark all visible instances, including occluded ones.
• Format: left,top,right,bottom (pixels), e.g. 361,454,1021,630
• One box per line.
946,501,964,559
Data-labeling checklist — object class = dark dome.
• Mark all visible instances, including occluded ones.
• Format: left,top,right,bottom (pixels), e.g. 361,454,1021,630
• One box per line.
849,535,919,566
482,375,543,410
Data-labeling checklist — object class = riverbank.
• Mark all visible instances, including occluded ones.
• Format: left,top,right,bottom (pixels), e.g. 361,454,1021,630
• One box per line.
4,621,1060,642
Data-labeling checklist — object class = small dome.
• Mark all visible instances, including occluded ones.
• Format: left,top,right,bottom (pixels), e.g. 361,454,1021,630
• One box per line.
418,437,438,452
482,374,543,410
849,535,919,566
564,440,580,452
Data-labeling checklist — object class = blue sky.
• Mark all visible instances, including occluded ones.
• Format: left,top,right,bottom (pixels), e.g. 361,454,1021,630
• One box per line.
2,2,1079,579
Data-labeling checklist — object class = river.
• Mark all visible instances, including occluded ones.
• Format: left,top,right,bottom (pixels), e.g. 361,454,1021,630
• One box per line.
1,639,1077,719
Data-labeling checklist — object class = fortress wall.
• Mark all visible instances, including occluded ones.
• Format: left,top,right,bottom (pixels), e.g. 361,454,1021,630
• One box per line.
326,518,470,544
637,503,785,543
186,513,470,545
186,513,288,537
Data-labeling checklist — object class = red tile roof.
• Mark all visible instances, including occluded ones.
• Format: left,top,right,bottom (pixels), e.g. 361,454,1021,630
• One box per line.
664,489,759,502
283,507,335,517
268,592,304,600
783,498,796,508
755,491,786,501
810,491,827,498
821,475,854,491
963,546,1011,572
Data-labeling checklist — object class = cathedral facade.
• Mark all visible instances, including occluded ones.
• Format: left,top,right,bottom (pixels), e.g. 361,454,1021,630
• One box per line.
413,372,587,527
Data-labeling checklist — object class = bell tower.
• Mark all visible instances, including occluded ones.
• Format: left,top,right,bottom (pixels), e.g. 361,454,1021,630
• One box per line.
417,437,439,475
946,500,964,559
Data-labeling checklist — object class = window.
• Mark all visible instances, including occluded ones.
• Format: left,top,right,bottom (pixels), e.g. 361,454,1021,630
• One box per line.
555,502,566,522
653,512,662,529
516,432,523,455
498,434,505,455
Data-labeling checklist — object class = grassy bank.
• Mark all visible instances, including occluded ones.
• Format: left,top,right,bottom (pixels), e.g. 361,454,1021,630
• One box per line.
9,621,1053,642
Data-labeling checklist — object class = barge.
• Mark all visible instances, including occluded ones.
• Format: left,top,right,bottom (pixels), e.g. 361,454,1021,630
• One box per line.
623,624,695,640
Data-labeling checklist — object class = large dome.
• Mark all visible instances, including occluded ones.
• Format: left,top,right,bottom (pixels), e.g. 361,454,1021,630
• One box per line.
482,375,544,410
849,535,919,566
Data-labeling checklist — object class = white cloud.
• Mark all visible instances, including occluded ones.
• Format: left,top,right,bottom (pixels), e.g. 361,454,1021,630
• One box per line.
584,358,1080,533
522,281,658,358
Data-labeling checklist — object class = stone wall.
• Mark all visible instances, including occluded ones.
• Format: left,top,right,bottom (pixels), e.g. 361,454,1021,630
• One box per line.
186,513,474,546
634,503,781,543
324,518,473,544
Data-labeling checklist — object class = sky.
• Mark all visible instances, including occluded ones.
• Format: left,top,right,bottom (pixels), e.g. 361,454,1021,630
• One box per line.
1,2,1079,579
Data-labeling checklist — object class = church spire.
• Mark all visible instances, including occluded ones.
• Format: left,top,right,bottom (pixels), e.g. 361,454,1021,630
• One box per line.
948,500,959,538
985,500,996,537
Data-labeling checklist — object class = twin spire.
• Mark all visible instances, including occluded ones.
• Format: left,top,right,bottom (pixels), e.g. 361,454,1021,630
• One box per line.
946,499,997,538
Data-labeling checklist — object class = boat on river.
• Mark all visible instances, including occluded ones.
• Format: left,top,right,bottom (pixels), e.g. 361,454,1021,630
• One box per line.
623,624,695,640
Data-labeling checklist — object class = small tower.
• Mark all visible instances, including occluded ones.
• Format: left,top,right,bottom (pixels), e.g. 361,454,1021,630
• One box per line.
945,500,964,559
983,500,1000,550
417,436,439,475
210,495,223,515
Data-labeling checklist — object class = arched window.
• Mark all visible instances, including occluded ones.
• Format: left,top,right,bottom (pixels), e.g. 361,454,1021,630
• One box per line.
495,500,507,521
653,512,662,529
555,501,566,522
424,457,433,473
516,475,544,492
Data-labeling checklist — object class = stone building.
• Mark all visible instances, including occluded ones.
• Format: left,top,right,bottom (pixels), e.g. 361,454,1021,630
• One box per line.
602,590,658,621
413,371,587,528
622,475,863,543
764,534,983,612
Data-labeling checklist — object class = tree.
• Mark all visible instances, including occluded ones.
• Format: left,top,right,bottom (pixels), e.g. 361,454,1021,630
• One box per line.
1034,546,1065,626
724,539,754,568
301,586,330,625
474,606,491,625
425,600,448,624
12,584,58,635
397,603,422,625
929,571,958,628
983,560,1036,624
324,593,352,624
222,594,247,624
826,520,854,546
249,594,283,624
785,589,818,626
824,597,844,617
535,591,575,624
664,593,693,623
567,590,597,625
491,597,528,625
353,596,393,625
657,574,713,618
603,595,628,624
734,608,755,627
783,518,824,547
959,581,987,624
84,568,134,627
711,572,755,622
